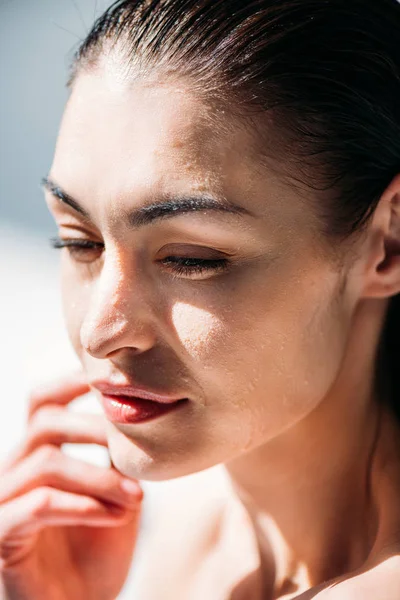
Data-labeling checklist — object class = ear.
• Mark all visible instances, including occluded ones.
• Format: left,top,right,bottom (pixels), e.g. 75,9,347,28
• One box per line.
361,173,400,299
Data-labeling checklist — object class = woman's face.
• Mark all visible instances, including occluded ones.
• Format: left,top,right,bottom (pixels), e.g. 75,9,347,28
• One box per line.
45,66,356,480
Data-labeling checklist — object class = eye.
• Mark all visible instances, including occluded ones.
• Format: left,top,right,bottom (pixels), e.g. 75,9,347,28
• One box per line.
49,236,104,263
50,237,231,278
158,256,229,279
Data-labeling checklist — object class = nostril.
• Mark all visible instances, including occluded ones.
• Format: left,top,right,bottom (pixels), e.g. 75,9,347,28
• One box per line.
80,313,156,358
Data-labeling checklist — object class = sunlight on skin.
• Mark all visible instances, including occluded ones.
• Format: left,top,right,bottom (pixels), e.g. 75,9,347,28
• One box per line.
171,301,224,360
43,59,400,597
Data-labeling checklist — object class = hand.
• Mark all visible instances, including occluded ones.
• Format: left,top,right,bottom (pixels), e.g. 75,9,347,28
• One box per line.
0,372,143,600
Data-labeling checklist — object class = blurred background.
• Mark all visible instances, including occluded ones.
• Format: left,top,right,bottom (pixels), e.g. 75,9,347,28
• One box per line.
0,0,108,457
0,1,226,596
0,0,111,387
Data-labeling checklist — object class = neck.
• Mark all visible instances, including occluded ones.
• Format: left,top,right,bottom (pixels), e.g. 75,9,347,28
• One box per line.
224,298,400,597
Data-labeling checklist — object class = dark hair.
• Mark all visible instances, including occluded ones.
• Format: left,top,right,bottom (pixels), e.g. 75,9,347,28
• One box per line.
69,0,400,417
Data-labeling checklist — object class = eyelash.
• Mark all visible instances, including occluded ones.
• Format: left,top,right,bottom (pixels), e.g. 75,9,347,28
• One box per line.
49,237,229,278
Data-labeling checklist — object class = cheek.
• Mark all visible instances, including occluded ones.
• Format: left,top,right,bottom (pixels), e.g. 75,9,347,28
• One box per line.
170,301,224,359
249,286,348,429
196,273,349,442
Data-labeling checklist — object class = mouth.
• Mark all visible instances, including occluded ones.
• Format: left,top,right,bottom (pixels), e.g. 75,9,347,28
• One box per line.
99,394,188,424
91,381,189,424
91,381,185,403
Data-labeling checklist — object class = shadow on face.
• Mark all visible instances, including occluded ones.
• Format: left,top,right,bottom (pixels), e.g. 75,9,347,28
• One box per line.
44,65,355,481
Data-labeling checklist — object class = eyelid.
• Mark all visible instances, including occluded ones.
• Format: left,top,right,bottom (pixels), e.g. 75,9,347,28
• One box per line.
57,223,103,241
157,243,234,258
55,227,239,261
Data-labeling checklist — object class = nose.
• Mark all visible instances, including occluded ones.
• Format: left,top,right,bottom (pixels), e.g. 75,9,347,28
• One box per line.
80,253,156,359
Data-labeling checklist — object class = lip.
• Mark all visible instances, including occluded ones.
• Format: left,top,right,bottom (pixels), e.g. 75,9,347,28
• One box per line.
99,393,188,424
91,380,186,405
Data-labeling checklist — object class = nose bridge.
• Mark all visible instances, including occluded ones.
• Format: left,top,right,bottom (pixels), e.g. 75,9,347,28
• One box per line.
80,252,151,357
95,255,129,320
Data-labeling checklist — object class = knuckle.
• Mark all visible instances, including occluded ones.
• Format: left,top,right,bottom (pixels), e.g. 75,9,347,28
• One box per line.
28,409,48,438
27,377,66,415
30,487,54,517
27,382,52,408
35,444,60,465
26,410,65,451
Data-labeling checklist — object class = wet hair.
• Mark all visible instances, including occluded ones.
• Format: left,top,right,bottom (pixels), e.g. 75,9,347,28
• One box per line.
68,0,400,417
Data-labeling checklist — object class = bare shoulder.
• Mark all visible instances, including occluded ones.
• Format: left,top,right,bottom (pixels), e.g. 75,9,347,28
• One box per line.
133,466,236,599
319,555,400,600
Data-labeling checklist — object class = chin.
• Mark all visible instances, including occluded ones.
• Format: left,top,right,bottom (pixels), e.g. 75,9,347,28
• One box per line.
105,421,227,482
104,424,199,482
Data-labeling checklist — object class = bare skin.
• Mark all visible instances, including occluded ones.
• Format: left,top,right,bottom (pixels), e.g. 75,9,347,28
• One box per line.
1,59,400,599
0,374,143,600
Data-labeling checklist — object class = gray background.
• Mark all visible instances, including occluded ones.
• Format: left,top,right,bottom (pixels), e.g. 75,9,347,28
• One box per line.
0,0,110,234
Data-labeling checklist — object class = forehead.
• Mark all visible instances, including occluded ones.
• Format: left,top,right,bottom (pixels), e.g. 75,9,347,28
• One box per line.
53,69,247,199
50,65,317,235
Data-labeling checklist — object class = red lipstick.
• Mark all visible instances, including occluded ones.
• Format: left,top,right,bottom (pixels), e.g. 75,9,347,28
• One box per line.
91,381,188,424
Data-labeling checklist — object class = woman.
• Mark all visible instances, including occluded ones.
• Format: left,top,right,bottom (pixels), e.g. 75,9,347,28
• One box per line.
1,0,400,598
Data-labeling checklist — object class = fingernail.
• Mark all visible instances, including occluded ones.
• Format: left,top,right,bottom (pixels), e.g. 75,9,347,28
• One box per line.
121,478,141,495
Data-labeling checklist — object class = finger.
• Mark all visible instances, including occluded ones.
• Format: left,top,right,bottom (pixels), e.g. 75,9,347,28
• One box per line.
0,486,142,565
28,407,107,449
0,445,143,509
27,371,90,422
3,409,108,471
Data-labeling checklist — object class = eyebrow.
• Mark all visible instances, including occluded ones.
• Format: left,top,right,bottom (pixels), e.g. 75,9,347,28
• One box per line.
41,176,252,227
